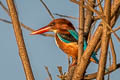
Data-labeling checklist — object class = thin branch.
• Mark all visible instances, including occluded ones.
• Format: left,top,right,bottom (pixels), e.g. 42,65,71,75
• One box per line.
0,1,54,37
0,18,54,37
94,40,101,53
84,63,120,79
57,66,67,80
54,13,78,20
107,51,111,80
72,24,103,80
0,18,12,24
70,0,120,79
77,0,84,64
6,0,34,80
44,66,52,80
72,1,84,79
57,66,63,75
109,38,117,68
66,66,76,80
113,32,120,42
96,0,103,12
87,20,97,42
111,1,120,19
112,26,120,32
0,1,9,15
71,0,114,34
108,26,120,34
96,0,111,80
40,0,55,19
84,0,95,40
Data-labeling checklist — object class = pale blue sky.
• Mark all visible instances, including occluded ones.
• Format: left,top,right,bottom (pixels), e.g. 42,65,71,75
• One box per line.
0,0,120,80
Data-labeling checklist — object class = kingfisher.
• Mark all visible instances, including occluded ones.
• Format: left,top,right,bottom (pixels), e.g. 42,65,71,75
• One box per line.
31,18,99,66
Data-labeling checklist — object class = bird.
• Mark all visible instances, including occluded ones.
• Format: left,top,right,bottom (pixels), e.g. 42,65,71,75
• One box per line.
30,18,99,66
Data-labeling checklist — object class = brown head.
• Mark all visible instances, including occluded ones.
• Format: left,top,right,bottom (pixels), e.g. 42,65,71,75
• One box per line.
30,18,75,35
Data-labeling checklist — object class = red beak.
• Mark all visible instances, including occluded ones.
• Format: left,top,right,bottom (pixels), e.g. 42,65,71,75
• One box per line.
30,26,51,35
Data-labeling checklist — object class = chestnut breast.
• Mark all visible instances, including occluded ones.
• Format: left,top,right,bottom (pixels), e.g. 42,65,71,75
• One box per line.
55,34,78,58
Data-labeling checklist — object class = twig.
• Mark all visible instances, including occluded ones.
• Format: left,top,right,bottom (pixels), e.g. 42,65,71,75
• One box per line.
96,0,103,12
108,26,120,34
109,38,117,68
113,32,120,42
93,16,101,21
112,26,120,32
87,20,97,42
71,1,85,79
54,13,78,20
85,63,120,79
66,65,76,80
0,18,54,37
0,1,54,37
57,66,63,75
0,18,12,24
111,1,120,20
70,0,120,80
94,40,101,53
107,51,111,80
70,0,120,79
77,0,84,64
84,0,95,40
40,0,55,19
96,0,111,80
57,66,67,80
6,0,34,80
72,0,85,78
44,66,52,80
71,0,114,33
72,25,103,80
0,1,9,15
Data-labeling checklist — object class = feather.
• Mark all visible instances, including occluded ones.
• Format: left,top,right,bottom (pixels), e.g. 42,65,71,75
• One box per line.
68,30,78,40
57,29,99,63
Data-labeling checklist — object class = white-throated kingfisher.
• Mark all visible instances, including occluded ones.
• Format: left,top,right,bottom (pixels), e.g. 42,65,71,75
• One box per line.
31,18,99,66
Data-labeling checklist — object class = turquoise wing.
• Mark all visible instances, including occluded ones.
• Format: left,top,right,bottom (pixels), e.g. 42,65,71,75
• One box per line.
68,30,87,50
68,30,78,40
61,30,99,63
68,30,99,63
57,34,71,43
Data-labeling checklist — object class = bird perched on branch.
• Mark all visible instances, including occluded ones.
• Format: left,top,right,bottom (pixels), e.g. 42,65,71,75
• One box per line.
31,18,99,66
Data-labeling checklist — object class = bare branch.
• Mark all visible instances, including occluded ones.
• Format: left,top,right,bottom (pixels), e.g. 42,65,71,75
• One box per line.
107,51,111,80
54,13,78,20
96,0,111,80
66,66,76,80
44,66,52,80
84,0,95,40
57,66,63,75
0,1,9,15
96,0,103,12
40,0,55,19
113,32,120,42
94,40,101,53
109,38,117,69
0,18,54,37
108,26,120,34
70,0,120,79
85,63,120,79
77,0,84,64
71,0,114,34
72,1,84,79
6,0,34,80
72,24,103,80
0,1,54,37
57,66,67,80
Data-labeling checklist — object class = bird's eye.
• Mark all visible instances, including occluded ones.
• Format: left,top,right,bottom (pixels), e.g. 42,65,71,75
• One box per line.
49,22,55,26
